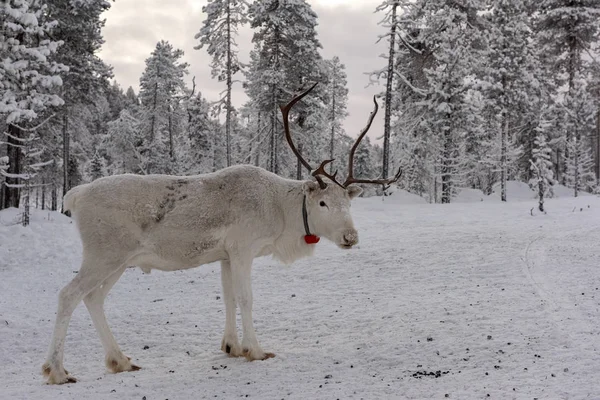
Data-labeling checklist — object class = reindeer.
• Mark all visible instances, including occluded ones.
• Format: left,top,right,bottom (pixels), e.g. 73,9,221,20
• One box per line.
42,83,401,384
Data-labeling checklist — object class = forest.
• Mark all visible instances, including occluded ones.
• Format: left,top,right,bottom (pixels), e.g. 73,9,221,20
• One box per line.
1,0,599,226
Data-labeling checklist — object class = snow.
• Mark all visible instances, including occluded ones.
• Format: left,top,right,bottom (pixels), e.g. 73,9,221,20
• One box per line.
453,188,490,203
490,180,536,201
1,195,600,399
553,184,593,198
381,188,428,204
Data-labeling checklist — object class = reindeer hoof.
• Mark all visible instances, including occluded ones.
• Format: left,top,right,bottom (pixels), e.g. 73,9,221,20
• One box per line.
221,339,243,357
42,363,77,385
242,348,276,361
106,355,141,373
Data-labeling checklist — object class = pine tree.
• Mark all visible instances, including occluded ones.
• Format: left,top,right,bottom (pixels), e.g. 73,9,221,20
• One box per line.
374,0,400,179
384,0,486,203
535,0,600,178
421,0,485,203
484,0,534,202
102,110,144,174
324,56,348,175
566,137,596,197
536,0,600,94
196,0,248,167
562,74,597,196
179,92,220,175
88,151,107,181
0,0,66,211
138,41,189,174
45,0,112,198
529,132,554,212
246,0,326,176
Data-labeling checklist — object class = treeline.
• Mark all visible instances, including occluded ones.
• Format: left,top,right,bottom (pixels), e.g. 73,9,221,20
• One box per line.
1,0,599,226
377,0,599,202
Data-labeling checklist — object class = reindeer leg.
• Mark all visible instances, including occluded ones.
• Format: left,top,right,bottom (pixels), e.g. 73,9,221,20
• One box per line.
220,260,243,357
83,266,140,373
43,258,121,384
229,254,275,361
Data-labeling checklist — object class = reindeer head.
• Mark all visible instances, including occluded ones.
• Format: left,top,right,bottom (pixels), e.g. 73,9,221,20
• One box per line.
280,83,402,249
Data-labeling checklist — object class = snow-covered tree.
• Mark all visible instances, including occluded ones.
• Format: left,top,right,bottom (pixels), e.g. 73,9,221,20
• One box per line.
384,0,487,203
178,92,220,175
138,41,189,174
483,0,535,202
529,132,554,212
566,137,596,197
246,0,326,176
196,0,248,167
45,0,112,197
558,74,596,197
536,0,600,94
101,109,144,175
87,151,107,181
535,0,600,176
0,0,66,211
374,0,400,179
324,56,348,174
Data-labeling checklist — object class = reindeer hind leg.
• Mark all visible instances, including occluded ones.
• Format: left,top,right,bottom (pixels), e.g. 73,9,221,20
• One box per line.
43,257,123,384
83,265,140,373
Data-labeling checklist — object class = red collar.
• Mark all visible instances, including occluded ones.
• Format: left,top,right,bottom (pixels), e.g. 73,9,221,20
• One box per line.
302,195,320,244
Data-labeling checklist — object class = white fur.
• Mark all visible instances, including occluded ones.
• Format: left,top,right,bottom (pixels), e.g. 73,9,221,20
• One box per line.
42,165,362,384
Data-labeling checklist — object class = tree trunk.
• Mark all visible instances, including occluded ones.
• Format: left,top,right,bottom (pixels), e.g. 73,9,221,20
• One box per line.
62,111,70,198
501,110,508,202
574,140,579,197
168,108,174,160
225,0,233,167
255,112,261,167
3,124,23,209
382,0,399,179
150,65,160,142
41,177,46,210
596,107,600,184
538,179,544,212
51,184,57,211
270,85,278,174
22,161,30,227
555,148,561,184
330,78,336,174
441,134,452,204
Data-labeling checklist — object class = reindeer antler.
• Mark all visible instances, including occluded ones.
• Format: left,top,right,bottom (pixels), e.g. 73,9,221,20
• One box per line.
342,96,402,189
280,83,336,189
281,86,402,191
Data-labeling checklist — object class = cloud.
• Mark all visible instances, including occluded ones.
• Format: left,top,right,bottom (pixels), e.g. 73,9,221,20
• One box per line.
99,0,389,143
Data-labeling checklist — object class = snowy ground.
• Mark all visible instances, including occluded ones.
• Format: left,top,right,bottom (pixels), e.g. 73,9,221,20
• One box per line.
1,192,599,399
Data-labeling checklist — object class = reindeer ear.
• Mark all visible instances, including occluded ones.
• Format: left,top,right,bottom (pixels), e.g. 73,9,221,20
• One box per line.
347,184,363,199
302,180,321,194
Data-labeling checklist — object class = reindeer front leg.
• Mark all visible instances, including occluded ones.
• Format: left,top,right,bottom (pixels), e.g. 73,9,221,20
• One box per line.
229,253,275,361
220,260,243,357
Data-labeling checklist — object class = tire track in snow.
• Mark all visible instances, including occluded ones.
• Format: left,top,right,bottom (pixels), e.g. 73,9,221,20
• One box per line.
522,225,599,350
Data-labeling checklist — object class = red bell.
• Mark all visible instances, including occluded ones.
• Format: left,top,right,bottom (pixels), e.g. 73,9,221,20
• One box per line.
304,235,320,244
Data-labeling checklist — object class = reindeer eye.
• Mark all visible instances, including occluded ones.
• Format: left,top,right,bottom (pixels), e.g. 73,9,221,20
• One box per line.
319,201,327,207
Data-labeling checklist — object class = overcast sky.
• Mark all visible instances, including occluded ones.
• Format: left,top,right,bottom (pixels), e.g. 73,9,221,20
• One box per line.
99,0,388,143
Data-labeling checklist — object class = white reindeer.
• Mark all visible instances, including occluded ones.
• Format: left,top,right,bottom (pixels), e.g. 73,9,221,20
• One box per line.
42,84,401,384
